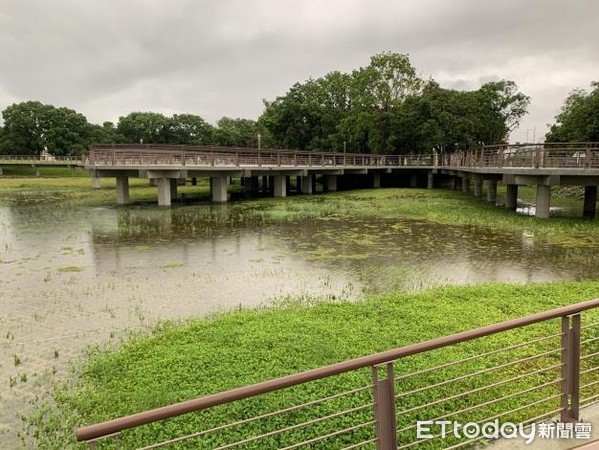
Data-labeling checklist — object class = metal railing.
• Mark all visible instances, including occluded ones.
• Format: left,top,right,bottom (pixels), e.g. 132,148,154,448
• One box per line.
75,298,599,449
2,142,599,171
0,155,82,163
80,143,599,170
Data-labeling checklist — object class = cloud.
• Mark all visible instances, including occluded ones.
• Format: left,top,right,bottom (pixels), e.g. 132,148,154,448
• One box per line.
1,0,598,141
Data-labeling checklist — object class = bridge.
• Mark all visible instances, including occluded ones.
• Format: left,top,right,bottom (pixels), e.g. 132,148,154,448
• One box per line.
2,142,599,218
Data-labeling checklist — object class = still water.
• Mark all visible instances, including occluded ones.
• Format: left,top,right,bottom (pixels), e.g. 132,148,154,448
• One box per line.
1,201,598,445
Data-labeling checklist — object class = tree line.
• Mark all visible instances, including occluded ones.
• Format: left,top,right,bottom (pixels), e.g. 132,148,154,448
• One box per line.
0,52,595,157
0,103,263,156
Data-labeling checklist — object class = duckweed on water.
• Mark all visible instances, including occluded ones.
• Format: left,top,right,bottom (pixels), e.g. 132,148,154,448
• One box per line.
24,282,599,449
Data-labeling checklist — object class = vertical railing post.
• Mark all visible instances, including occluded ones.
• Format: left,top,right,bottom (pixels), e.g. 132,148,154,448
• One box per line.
372,363,397,450
561,314,581,423
586,144,591,168
258,149,261,167
308,153,312,167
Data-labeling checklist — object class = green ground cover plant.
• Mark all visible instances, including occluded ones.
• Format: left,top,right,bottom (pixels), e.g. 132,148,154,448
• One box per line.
24,282,599,449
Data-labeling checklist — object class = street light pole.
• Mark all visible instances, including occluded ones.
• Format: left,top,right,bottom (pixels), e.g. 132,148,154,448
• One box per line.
257,133,262,150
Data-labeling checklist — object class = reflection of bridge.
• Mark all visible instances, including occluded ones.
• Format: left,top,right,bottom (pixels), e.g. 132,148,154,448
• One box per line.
3,142,599,218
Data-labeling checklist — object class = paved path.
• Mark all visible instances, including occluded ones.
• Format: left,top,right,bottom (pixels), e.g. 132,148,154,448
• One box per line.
487,404,599,449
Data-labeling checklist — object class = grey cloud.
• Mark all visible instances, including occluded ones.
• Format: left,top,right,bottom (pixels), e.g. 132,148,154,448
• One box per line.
1,0,598,141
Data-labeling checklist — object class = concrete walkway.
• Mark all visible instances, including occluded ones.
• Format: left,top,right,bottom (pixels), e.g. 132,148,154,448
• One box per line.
486,404,599,450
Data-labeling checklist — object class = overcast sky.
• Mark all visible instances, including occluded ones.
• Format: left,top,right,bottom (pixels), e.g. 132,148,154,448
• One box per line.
1,0,598,143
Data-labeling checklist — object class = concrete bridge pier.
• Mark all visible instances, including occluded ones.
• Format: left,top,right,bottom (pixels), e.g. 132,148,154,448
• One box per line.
486,180,498,203
211,176,229,203
170,178,178,202
324,174,337,192
427,172,434,189
462,176,470,193
116,176,129,205
373,173,381,188
157,178,171,206
583,186,597,219
535,185,551,218
473,177,483,198
273,175,286,197
34,166,41,177
301,175,313,194
91,170,101,189
505,184,518,210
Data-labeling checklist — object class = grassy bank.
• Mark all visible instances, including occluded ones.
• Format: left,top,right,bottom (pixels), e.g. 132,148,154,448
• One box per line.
25,282,599,449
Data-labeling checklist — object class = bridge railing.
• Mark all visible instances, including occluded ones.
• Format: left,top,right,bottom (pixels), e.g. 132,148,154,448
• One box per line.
75,298,599,449
450,143,599,169
0,155,82,163
84,145,409,168
82,143,599,170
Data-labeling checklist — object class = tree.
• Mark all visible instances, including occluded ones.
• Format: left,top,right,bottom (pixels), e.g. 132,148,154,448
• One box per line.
546,82,599,142
116,112,169,144
339,52,423,153
475,80,530,143
164,114,214,145
87,121,127,144
260,71,352,151
1,101,89,155
214,117,263,147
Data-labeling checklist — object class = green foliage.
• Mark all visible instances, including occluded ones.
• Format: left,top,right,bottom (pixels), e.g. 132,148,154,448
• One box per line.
24,282,599,448
213,116,264,147
1,101,90,156
86,121,126,144
166,114,214,145
546,81,599,142
261,53,529,154
116,111,170,144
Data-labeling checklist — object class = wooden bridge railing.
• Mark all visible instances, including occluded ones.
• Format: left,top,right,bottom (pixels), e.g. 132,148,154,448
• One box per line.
83,143,599,170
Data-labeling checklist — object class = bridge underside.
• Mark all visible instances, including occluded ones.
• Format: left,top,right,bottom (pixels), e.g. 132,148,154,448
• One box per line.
86,165,599,219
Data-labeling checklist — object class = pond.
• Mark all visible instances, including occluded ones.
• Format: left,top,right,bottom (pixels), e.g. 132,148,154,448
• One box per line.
1,198,599,446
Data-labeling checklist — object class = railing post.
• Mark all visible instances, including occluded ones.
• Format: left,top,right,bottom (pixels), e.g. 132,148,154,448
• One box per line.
258,149,261,167
586,144,591,168
372,363,397,450
561,314,581,423
308,153,312,167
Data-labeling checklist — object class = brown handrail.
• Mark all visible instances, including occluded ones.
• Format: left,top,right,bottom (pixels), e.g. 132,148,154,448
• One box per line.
76,297,599,442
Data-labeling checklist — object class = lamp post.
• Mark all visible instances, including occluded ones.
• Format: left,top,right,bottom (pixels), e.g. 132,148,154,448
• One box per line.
257,133,262,150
